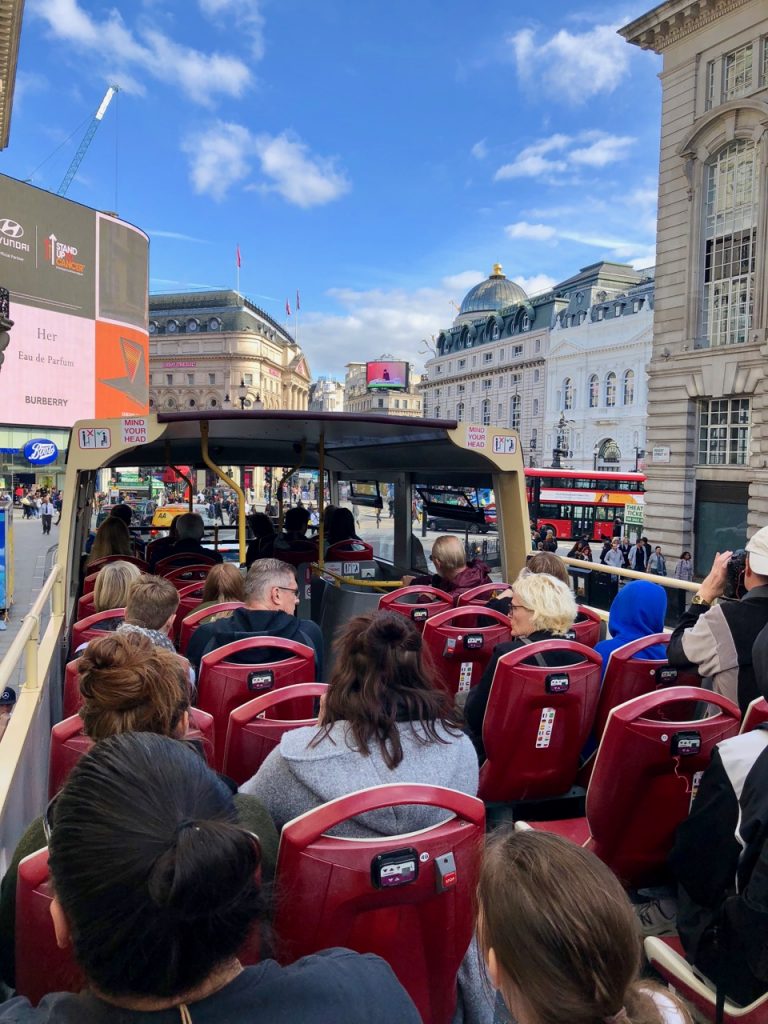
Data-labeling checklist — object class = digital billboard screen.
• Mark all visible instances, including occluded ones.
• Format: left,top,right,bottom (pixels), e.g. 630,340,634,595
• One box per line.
366,360,408,391
0,175,149,428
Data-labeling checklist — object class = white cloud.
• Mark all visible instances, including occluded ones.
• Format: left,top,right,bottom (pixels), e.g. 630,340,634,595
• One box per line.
441,270,484,291
183,122,253,201
495,130,634,183
505,222,558,241
509,22,631,103
513,274,557,296
253,132,350,208
570,134,635,167
148,229,210,243
198,0,265,60
183,123,350,206
29,0,252,104
471,139,488,160
12,71,48,107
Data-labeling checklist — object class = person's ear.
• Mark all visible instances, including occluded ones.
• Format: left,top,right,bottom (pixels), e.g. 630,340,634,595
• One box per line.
486,946,501,990
50,897,72,949
163,612,176,635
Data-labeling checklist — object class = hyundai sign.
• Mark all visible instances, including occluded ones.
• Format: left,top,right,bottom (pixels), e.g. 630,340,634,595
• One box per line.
23,438,58,466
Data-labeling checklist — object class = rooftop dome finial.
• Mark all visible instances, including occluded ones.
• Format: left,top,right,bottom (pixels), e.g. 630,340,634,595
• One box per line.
492,263,504,276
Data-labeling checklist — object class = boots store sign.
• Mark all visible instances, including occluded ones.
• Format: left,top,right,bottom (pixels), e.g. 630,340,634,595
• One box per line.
23,438,59,466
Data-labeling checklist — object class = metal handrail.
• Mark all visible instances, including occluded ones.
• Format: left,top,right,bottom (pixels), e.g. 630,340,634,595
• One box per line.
560,555,699,592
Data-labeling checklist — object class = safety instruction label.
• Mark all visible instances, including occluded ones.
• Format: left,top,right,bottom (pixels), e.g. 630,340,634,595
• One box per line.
458,662,473,692
536,708,556,749
78,426,111,449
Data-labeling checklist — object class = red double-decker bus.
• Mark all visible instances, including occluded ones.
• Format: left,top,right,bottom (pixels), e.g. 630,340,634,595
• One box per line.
525,468,645,542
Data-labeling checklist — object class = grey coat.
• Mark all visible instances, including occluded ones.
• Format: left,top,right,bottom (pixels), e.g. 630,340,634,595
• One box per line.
239,719,479,836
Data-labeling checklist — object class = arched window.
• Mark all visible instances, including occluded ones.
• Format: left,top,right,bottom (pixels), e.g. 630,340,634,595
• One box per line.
562,377,574,410
533,398,539,416
589,374,599,408
623,369,635,405
702,139,758,347
510,394,521,431
456,402,465,422
491,321,500,340
481,399,491,426
605,372,617,407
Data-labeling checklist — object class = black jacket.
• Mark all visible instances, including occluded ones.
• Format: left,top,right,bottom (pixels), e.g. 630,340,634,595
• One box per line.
668,585,768,712
464,630,584,761
188,607,324,680
670,727,768,1004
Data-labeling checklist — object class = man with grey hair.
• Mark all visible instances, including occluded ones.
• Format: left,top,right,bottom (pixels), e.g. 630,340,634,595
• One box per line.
186,557,323,678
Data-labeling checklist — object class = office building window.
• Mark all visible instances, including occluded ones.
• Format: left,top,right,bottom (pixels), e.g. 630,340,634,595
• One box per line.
562,377,574,410
208,373,216,385
702,140,758,347
510,394,521,432
166,374,173,386
605,372,616,407
698,397,750,465
589,374,599,408
723,44,753,100
456,402,465,422
481,399,491,426
484,351,493,363
623,370,635,406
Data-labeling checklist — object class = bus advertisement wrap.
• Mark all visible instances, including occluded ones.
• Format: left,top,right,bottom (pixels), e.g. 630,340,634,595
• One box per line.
0,175,149,428
366,360,408,391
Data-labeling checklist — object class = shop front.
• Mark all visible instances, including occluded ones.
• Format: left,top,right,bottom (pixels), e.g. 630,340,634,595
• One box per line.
0,427,69,495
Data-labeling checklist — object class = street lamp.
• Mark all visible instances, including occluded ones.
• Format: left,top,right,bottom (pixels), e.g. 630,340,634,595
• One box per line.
593,442,600,471
528,436,537,468
551,413,573,469
238,379,248,410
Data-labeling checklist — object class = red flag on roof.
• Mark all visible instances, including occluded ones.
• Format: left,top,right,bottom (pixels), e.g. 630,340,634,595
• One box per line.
236,245,241,268
285,299,292,316
296,289,300,311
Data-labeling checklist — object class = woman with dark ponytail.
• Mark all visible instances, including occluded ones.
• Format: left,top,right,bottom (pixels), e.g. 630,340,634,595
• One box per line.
476,830,690,1024
0,733,420,1022
240,610,478,835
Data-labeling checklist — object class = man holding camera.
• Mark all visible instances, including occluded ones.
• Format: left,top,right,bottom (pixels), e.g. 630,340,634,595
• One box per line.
667,526,768,713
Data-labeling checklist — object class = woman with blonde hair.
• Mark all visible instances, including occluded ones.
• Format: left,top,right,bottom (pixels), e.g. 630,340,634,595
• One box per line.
465,572,579,760
0,633,279,988
477,829,689,1024
92,560,142,613
86,515,132,567
200,562,246,607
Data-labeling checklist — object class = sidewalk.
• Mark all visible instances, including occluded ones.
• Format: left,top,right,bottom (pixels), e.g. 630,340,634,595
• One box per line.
0,510,60,668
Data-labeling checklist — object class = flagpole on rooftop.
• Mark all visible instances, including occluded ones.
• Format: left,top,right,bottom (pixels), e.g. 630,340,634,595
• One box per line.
235,244,241,295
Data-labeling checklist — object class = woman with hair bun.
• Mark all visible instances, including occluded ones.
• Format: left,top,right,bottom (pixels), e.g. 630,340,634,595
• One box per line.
477,829,689,1024
0,733,420,1022
240,609,478,836
0,633,278,989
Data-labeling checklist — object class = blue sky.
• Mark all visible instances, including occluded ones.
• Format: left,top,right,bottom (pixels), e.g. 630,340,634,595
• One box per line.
3,0,662,376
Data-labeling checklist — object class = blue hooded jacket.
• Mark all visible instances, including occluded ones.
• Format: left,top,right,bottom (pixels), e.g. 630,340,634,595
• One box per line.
595,580,668,680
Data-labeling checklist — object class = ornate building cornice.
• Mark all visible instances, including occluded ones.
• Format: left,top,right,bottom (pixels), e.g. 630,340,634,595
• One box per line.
620,0,754,53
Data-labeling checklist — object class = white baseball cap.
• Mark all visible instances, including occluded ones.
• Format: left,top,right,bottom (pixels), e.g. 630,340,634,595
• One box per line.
746,526,768,577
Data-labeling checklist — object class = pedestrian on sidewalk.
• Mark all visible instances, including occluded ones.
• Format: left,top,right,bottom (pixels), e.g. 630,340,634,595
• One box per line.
40,496,55,535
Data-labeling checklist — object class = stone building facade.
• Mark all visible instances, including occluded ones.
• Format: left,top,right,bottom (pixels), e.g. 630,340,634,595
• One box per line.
309,376,345,412
621,0,768,573
344,358,423,417
148,291,310,414
545,269,654,473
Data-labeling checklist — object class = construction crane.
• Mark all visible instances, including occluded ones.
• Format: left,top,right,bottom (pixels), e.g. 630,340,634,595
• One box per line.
57,85,118,197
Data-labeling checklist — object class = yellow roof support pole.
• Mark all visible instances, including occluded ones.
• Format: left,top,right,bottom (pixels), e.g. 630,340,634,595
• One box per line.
164,442,195,512
317,430,325,570
199,420,246,566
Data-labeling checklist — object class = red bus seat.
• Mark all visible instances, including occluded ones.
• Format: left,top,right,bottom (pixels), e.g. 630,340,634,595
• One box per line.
378,586,454,631
741,697,768,733
81,572,99,596
49,708,216,798
478,640,602,804
272,542,319,567
222,682,328,785
155,552,219,575
85,554,148,574
69,609,125,657
197,637,316,769
171,581,207,645
76,592,96,620
521,687,741,887
15,848,85,1004
63,658,82,718
594,633,702,741
422,607,511,698
161,564,212,589
567,607,603,648
273,784,485,1024
325,539,375,563
178,600,243,655
456,583,514,607
644,936,768,1024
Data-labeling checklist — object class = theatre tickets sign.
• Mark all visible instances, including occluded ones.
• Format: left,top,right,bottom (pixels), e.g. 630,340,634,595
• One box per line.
0,175,149,428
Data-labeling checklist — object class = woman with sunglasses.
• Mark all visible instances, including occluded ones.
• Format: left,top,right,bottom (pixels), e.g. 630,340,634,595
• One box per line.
0,733,420,1022
0,633,278,990
464,571,580,761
